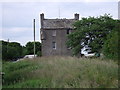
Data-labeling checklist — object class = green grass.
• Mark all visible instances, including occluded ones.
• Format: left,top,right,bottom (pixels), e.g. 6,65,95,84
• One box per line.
2,56,118,88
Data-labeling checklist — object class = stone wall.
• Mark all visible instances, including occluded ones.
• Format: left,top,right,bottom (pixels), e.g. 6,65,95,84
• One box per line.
40,13,79,56
41,29,73,56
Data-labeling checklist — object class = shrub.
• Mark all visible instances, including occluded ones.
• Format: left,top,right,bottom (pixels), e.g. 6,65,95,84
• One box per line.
37,51,42,57
102,28,119,60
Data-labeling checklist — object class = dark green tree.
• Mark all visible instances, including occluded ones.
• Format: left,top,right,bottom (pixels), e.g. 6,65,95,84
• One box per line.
1,41,23,61
67,14,118,55
1,41,8,60
22,46,27,56
102,23,120,60
25,41,41,55
8,42,22,57
7,46,20,60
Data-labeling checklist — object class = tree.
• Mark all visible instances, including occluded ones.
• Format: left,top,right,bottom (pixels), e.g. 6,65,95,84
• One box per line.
25,41,41,55
1,41,23,61
8,42,23,57
7,46,20,60
22,46,27,56
66,14,118,55
1,41,8,60
36,51,42,57
102,23,120,60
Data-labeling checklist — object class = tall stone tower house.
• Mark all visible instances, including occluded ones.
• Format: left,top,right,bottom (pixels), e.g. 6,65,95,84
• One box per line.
40,13,79,56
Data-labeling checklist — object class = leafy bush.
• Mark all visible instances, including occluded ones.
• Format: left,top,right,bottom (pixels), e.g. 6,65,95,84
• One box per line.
102,24,119,60
1,41,23,61
37,51,42,57
1,40,42,61
25,42,41,55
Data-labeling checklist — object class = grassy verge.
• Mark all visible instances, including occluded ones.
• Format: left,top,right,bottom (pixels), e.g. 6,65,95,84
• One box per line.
2,56,118,88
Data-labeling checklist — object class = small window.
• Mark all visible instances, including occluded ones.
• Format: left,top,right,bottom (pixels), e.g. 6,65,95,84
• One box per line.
67,29,69,34
52,42,56,49
52,30,56,36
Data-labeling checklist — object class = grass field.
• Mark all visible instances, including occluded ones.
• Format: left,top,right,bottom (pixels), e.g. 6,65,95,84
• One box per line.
2,56,118,88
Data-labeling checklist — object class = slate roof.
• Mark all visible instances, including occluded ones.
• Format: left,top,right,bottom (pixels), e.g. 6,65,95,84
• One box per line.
42,19,77,29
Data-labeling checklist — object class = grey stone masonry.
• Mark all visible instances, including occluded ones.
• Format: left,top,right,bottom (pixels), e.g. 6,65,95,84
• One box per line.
40,13,79,56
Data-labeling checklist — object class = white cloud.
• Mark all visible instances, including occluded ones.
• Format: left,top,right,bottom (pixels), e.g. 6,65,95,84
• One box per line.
2,27,40,46
0,0,119,2
8,36,40,46
0,28,2,40
2,2,61,28
0,3,2,40
1,1,118,45
2,2,118,28
4,27,33,33
84,0,119,2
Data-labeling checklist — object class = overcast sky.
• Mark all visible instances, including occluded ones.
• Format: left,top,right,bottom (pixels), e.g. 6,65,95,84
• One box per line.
0,0,119,46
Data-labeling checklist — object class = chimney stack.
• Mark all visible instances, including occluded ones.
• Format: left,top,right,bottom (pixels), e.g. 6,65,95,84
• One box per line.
40,13,44,21
40,13,44,28
74,13,79,20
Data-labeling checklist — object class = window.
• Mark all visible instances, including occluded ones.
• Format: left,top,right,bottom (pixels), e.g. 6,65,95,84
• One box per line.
52,30,56,36
52,42,56,49
67,29,69,34
67,28,72,34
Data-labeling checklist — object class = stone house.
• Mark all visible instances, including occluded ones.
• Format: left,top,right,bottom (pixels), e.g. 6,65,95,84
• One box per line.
40,13,79,56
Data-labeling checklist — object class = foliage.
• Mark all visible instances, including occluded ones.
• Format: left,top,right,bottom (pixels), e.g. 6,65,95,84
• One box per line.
67,14,118,55
102,23,120,60
1,40,42,61
1,41,8,60
1,41,23,61
25,41,41,55
21,46,27,56
3,60,34,85
8,42,22,56
3,56,118,88
7,46,20,60
36,51,42,57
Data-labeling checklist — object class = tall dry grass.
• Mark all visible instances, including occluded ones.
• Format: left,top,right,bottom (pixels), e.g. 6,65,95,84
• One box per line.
3,56,118,88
